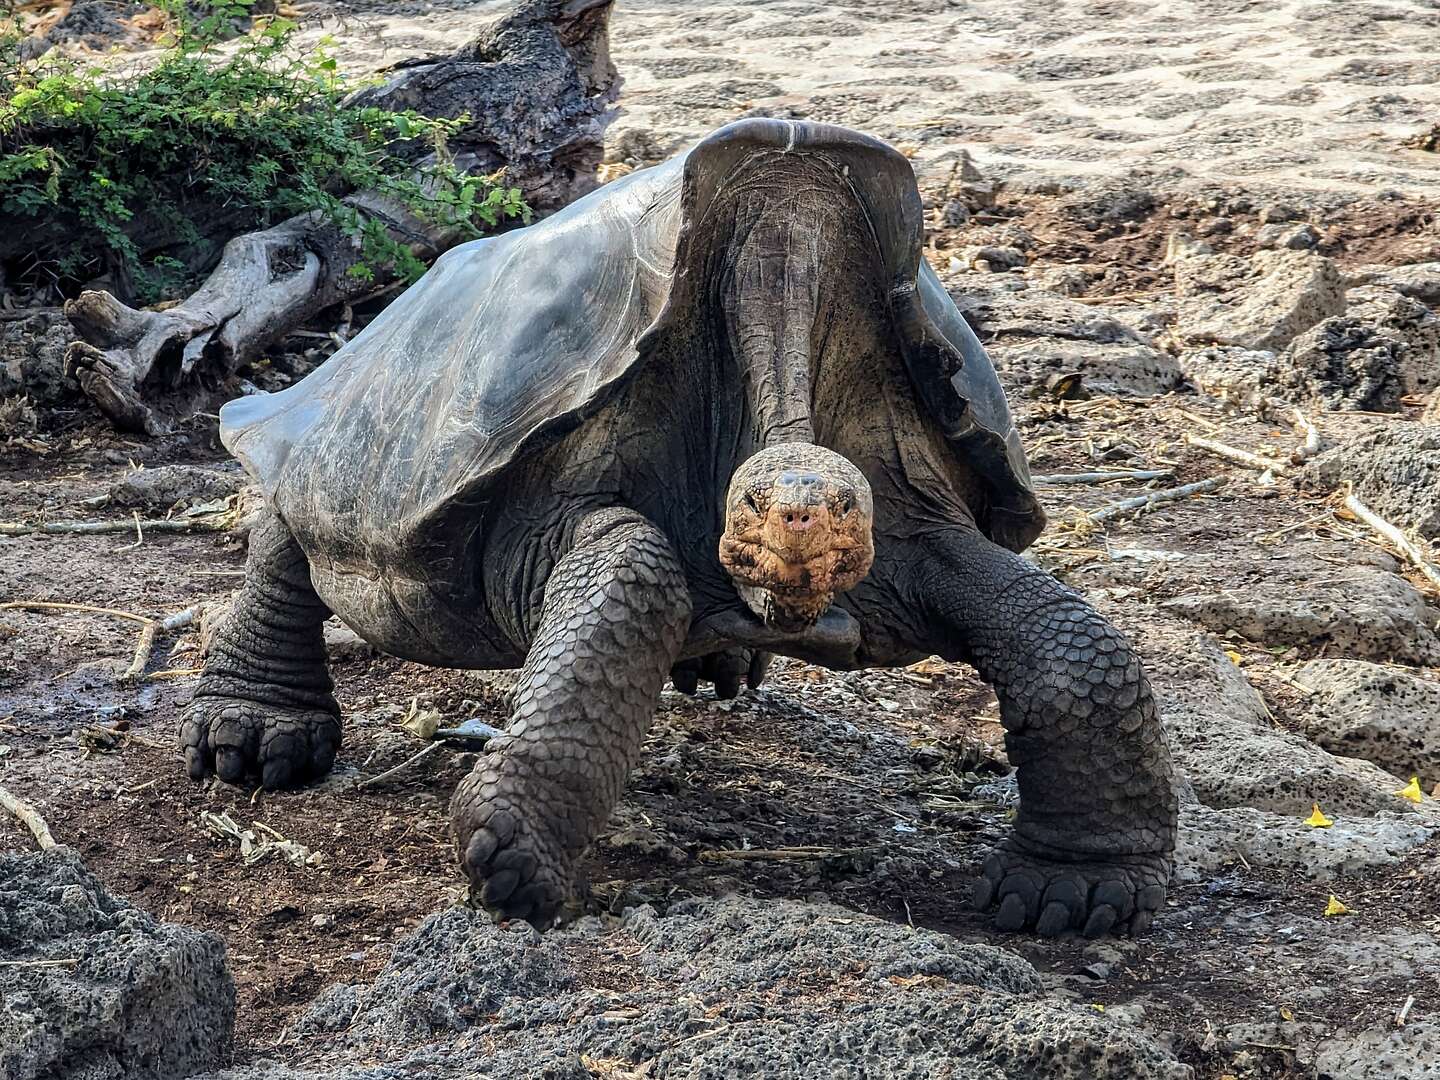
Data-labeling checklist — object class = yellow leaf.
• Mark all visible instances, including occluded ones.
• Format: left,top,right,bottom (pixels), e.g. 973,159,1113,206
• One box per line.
1224,649,1244,665
1091,1003,1105,1012
1304,803,1333,828
1279,1005,1295,1021
1324,894,1351,917
1395,777,1424,804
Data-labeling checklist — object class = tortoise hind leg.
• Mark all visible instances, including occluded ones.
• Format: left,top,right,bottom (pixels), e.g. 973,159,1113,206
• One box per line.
906,526,1178,937
452,507,691,929
181,511,341,788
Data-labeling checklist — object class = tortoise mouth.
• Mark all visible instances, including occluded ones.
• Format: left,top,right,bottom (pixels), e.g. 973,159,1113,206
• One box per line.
733,582,835,632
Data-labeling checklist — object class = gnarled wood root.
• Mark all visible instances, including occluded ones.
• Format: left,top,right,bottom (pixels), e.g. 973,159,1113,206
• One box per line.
65,0,619,434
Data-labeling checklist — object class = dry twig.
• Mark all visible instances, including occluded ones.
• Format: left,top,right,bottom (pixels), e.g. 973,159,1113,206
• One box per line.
0,785,57,850
353,741,444,791
0,517,233,537
1342,494,1440,593
1032,469,1173,486
1289,408,1321,464
1087,476,1227,524
1183,434,1290,476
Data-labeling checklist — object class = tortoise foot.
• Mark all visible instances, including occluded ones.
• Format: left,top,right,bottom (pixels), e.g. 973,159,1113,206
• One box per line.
180,695,341,789
453,792,570,931
972,842,1169,938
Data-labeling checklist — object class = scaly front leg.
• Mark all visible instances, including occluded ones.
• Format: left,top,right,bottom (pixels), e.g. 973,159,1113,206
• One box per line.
909,527,1177,937
451,508,691,929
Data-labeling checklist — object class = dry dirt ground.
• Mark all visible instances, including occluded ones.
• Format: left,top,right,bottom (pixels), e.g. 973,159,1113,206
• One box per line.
4,2,1440,1079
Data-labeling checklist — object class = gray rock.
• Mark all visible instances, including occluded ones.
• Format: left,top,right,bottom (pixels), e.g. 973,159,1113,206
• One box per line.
1161,553,1440,667
950,244,1027,272
999,339,1182,396
1174,250,1346,353
1295,659,1440,785
1178,345,1280,411
1255,222,1319,250
1351,261,1440,305
1300,424,1440,539
948,278,1181,396
0,848,235,1080
1313,1020,1440,1079
198,896,1191,1080
0,311,80,406
1144,624,1431,818
109,464,246,511
1176,803,1432,884
1279,315,1405,412
1345,285,1440,397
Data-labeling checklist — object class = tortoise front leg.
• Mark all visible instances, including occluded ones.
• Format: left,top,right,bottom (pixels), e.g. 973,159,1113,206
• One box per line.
906,527,1178,937
181,510,341,788
452,508,691,929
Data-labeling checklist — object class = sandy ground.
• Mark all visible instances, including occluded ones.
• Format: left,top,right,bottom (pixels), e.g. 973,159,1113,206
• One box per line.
303,0,1440,199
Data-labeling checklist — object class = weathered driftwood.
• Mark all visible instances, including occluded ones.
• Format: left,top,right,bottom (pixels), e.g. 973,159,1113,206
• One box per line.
1344,492,1440,593
1182,433,1291,477
1032,469,1173,486
1087,476,1228,524
0,785,58,850
63,0,620,435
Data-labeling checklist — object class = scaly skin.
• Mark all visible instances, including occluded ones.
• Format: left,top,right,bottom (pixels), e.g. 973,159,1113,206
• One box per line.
911,527,1178,937
180,511,341,788
450,507,691,928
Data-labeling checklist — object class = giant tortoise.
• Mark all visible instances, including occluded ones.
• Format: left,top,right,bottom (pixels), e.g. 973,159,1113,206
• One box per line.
188,118,1177,937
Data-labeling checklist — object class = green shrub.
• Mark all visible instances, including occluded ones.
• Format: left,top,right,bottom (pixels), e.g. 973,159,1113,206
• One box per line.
0,0,529,301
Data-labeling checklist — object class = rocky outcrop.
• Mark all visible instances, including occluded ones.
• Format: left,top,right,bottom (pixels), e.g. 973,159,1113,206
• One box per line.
197,897,1191,1080
1300,424,1440,540
1174,249,1346,353
1295,659,1440,786
0,848,235,1080
947,274,1181,396
0,311,81,407
1160,552,1440,667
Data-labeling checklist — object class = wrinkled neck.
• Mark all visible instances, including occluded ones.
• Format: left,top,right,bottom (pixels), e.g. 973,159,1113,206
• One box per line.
721,192,828,448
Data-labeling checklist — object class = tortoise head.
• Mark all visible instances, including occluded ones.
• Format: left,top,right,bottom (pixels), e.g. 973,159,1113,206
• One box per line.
719,444,874,631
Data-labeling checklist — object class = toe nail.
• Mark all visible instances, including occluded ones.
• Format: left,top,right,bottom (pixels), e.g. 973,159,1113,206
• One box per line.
1037,900,1071,937
262,756,295,789
1137,884,1166,911
995,892,1028,931
215,747,246,783
972,876,996,911
185,747,208,781
1083,903,1119,939
484,868,521,905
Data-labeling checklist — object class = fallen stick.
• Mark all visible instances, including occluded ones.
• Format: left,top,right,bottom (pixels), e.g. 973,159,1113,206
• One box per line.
352,741,444,791
1289,408,1321,464
1343,494,1440,593
0,785,58,850
699,846,851,862
1087,476,1227,524
0,600,149,624
124,605,201,684
1396,994,1416,1027
0,517,233,537
1032,469,1173,485
1183,434,1291,476
123,621,158,684
2,601,199,685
